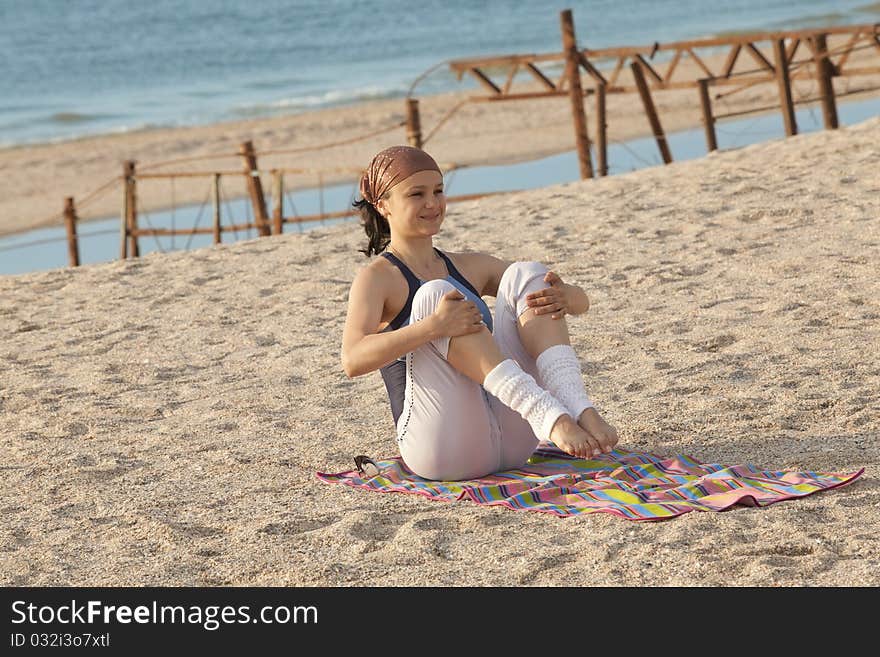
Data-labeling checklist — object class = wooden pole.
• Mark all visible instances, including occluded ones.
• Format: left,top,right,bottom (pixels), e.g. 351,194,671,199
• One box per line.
318,172,325,222
813,34,839,129
772,39,798,136
272,170,284,235
596,83,607,176
120,171,128,260
239,140,271,237
212,173,222,245
630,60,672,164
560,9,594,179
406,98,423,149
63,197,80,267
698,78,718,152
124,160,140,258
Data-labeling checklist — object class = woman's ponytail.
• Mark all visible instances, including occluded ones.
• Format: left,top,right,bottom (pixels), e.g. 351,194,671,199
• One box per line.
355,197,390,257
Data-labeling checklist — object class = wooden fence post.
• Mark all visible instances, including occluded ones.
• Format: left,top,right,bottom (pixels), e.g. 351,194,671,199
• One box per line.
63,197,80,267
272,170,284,235
406,98,423,149
631,60,672,164
772,39,798,137
813,33,839,129
596,83,608,176
124,160,140,258
698,78,718,152
212,173,222,245
239,140,271,237
560,9,594,179
119,172,128,260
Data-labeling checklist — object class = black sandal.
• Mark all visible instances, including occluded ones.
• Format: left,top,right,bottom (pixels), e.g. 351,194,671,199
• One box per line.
353,455,381,477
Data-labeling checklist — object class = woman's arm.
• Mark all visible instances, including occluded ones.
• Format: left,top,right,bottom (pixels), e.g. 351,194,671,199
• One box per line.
560,282,590,316
341,267,440,378
479,254,514,298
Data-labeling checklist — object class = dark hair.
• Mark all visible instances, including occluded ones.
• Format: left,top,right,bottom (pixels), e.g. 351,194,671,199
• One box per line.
355,196,390,257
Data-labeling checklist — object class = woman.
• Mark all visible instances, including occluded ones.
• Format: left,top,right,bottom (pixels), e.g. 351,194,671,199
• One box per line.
341,145,619,481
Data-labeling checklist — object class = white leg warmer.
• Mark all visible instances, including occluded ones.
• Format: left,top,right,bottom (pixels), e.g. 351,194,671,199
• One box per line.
482,359,569,442
535,344,594,423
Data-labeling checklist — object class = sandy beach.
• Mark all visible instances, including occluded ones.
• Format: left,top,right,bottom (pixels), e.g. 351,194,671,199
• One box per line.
2,40,879,238
1,107,877,586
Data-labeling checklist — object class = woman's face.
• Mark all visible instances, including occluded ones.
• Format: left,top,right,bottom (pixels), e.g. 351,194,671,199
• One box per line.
377,169,446,238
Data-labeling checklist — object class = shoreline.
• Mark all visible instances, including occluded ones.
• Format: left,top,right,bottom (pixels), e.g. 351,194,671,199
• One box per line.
2,41,879,239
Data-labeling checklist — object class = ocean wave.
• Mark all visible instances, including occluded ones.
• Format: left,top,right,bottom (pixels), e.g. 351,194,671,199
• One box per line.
770,12,851,29
854,1,880,12
2,111,120,130
707,28,762,39
708,9,858,40
242,77,310,91
230,85,409,117
0,104,43,115
49,112,107,124
0,120,171,149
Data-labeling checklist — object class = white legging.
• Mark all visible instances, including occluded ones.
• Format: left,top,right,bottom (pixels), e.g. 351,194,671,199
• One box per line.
396,261,555,480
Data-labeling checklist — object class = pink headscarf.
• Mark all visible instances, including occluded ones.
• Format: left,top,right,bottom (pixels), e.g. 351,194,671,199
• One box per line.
359,146,442,205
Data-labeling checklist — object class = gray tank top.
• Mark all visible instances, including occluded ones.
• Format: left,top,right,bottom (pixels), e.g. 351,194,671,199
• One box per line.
379,248,493,424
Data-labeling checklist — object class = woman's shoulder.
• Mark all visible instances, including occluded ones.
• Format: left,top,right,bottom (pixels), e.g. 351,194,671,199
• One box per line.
442,249,506,272
351,252,416,301
352,253,396,285
440,249,507,297
441,248,492,265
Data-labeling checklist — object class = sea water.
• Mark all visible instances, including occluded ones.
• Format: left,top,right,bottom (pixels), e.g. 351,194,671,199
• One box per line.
1,0,878,146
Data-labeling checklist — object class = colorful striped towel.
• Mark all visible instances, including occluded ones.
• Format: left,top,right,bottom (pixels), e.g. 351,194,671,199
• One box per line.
316,445,864,521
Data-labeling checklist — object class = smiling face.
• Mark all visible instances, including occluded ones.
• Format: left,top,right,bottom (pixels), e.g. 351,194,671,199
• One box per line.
376,169,446,239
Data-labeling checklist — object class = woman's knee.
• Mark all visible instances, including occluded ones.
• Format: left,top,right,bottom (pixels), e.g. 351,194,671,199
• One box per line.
411,279,458,322
409,279,457,359
498,261,550,318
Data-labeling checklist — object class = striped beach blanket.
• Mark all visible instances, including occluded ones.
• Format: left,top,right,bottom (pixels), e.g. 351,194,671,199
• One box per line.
316,445,864,521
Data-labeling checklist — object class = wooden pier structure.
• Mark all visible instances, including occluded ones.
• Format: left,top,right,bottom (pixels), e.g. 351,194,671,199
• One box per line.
439,19,880,168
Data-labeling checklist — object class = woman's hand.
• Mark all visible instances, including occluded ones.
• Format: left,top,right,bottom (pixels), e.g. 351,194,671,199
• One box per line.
431,289,485,337
525,271,572,320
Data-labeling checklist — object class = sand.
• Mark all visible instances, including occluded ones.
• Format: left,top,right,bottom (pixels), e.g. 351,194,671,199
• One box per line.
2,38,879,238
1,108,878,586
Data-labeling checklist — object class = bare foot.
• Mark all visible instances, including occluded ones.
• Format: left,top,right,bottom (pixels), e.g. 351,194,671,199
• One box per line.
576,408,619,454
548,415,604,459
